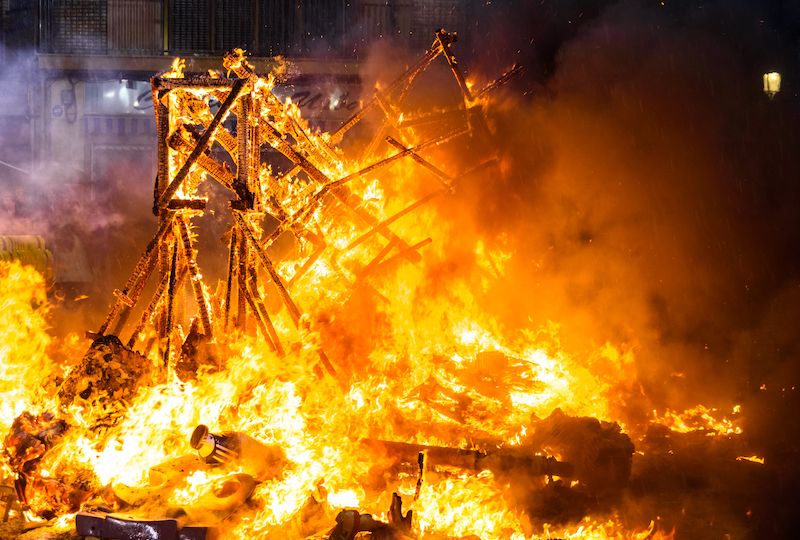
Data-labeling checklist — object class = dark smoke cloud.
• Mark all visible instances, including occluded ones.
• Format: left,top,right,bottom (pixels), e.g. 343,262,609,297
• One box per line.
437,1,800,536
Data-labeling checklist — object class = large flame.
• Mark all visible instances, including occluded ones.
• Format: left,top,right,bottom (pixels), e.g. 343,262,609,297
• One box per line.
0,48,743,539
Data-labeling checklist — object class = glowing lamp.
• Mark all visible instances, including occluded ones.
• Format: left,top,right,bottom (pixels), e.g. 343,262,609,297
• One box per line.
763,71,781,98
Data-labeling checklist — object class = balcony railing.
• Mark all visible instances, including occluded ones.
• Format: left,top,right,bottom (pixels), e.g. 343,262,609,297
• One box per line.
35,0,457,58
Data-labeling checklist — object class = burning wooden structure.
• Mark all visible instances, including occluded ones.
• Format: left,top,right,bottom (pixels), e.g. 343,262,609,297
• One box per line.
94,30,508,384
0,25,765,540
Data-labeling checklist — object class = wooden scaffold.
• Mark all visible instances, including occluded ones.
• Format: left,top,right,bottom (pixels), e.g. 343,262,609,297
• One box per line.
91,29,520,383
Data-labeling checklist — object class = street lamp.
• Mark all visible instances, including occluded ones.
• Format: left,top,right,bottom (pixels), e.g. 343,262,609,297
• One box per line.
763,71,781,99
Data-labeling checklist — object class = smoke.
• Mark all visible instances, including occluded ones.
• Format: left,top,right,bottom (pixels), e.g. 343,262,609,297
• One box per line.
0,46,157,334
435,0,800,402
420,1,800,536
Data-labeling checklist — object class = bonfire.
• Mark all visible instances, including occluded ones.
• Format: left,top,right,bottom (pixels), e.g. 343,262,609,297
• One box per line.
0,29,759,540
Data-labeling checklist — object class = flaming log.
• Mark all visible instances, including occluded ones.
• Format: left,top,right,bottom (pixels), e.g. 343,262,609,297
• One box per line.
176,217,213,338
474,63,524,99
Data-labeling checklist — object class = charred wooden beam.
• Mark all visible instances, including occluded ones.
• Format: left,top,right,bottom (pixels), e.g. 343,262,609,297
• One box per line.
260,120,421,261
235,214,340,382
398,107,468,129
357,237,400,280
364,238,432,279
475,63,523,99
385,136,453,190
236,93,260,211
246,266,284,356
362,439,574,478
168,129,236,191
163,238,180,368
177,217,213,338
238,265,282,355
126,265,188,349
158,78,247,208
236,224,249,331
166,199,208,211
97,216,173,337
287,236,327,289
347,190,444,252
152,74,239,90
223,228,237,330
434,29,473,103
235,213,302,325
330,43,444,143
322,128,467,193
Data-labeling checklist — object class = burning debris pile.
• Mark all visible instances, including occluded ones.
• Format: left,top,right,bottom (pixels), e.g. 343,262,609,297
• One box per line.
0,27,765,540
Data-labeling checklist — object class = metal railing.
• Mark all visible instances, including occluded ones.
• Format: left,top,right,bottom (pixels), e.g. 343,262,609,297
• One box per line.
35,0,455,58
